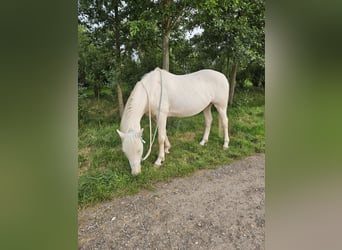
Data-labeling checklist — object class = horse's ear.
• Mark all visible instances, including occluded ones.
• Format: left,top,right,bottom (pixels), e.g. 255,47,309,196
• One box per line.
138,128,144,137
117,129,125,139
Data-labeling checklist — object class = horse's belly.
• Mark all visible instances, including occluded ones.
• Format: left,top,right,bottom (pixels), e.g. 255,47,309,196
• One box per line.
168,109,203,117
168,97,210,117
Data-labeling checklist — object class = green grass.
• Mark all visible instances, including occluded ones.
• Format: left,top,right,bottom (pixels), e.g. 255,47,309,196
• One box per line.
78,87,265,207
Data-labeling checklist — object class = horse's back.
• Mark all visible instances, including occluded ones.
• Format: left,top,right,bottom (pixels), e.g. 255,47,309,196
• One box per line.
165,69,229,117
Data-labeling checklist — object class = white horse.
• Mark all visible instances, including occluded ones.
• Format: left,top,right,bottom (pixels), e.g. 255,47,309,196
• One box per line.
117,67,230,175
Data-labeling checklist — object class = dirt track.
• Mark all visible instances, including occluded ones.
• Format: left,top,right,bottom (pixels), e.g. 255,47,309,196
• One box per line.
78,154,265,249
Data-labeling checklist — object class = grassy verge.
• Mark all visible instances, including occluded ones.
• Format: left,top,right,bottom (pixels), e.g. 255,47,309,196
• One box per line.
78,87,264,207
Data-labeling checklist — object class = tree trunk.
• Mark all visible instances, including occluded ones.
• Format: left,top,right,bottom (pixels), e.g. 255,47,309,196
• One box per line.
229,63,238,106
225,56,230,77
116,82,124,116
117,83,124,117
114,3,124,117
162,30,170,71
161,0,172,72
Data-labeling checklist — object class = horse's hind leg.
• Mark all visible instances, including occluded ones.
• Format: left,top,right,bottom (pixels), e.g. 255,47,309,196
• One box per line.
200,104,213,146
165,134,171,154
214,104,229,149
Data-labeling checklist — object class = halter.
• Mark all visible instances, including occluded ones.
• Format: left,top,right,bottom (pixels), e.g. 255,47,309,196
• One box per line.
141,69,163,161
127,129,146,144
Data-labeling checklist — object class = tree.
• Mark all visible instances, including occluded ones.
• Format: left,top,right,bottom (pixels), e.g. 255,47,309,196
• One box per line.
113,0,124,116
190,0,265,105
157,0,192,71
126,0,194,72
229,63,238,105
78,0,126,115
78,24,111,100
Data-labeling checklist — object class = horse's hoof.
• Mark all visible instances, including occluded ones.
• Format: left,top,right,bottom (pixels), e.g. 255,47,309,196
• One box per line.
154,159,163,168
200,140,206,146
223,145,229,150
165,149,170,154
154,163,161,168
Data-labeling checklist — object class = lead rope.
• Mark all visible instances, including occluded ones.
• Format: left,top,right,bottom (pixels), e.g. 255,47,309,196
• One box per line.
142,69,163,161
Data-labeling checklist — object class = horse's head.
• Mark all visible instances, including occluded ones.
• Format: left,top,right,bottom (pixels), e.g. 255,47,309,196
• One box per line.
117,128,144,175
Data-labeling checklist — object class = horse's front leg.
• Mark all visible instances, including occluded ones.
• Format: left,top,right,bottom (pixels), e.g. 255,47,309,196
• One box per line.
165,134,171,154
154,115,167,167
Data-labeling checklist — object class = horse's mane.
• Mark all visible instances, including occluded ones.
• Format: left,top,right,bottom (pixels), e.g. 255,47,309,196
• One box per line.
121,87,139,131
120,67,163,131
120,81,147,131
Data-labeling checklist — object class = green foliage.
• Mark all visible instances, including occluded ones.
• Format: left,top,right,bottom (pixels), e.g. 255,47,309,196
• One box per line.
78,0,265,90
78,88,265,207
191,0,265,75
78,24,112,96
78,84,89,125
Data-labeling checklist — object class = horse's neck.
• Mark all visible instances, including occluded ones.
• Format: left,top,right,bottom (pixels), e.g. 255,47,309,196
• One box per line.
120,83,148,132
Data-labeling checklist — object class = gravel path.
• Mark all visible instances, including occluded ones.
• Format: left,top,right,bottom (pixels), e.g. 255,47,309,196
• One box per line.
79,154,265,249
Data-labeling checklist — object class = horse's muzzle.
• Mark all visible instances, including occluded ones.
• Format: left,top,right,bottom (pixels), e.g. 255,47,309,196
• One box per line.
131,168,141,176
131,163,141,176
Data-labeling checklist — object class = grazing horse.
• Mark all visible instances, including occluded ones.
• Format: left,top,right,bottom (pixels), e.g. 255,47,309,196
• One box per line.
117,67,230,175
